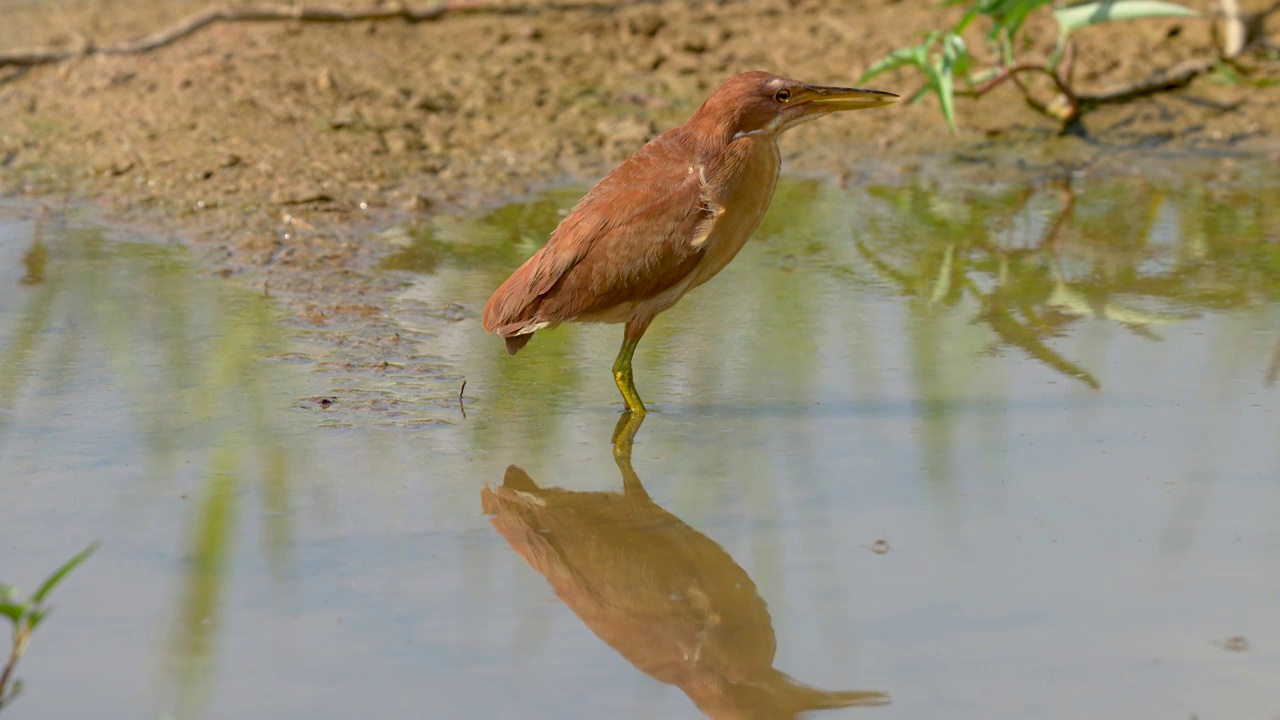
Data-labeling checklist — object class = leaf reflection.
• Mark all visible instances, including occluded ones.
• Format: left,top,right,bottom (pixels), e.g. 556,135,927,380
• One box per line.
0,213,299,720
854,171,1280,389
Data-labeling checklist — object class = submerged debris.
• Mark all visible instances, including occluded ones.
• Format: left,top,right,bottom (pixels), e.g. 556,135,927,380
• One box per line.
1218,635,1250,652
864,539,892,555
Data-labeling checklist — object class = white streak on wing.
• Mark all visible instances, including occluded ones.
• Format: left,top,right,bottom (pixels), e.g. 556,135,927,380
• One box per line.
507,489,547,506
690,164,724,250
513,321,552,335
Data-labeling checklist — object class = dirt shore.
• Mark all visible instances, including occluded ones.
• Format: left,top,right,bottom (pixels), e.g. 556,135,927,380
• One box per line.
2,0,1278,412
4,0,1279,253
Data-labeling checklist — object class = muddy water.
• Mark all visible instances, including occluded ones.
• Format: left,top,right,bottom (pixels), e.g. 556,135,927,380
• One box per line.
3,160,1280,720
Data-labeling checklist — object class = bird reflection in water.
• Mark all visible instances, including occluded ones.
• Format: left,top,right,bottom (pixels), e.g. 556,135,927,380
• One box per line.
480,414,888,718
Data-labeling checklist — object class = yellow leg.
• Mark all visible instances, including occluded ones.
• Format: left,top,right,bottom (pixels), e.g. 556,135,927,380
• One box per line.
610,410,647,486
612,319,652,417
611,335,646,416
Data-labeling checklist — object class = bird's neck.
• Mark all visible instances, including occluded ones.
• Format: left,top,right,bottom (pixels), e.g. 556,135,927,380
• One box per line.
675,115,776,161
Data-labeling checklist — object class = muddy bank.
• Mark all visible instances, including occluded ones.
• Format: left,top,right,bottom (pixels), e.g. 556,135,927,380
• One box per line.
1,0,1278,412
4,1,1278,254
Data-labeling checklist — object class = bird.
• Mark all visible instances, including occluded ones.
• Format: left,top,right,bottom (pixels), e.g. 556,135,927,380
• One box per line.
480,416,888,718
482,71,896,416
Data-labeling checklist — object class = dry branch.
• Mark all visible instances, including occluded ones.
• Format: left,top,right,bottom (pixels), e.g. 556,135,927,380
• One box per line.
1086,0,1280,105
959,55,1220,125
0,2,538,68
1080,57,1217,105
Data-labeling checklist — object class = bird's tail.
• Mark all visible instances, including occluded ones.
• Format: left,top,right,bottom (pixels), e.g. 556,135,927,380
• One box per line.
504,333,533,355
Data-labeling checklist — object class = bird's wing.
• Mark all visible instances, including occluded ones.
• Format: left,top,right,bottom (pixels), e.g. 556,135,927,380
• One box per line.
483,132,714,333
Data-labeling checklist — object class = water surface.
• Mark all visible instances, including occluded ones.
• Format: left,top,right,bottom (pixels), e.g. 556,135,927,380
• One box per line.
2,160,1279,719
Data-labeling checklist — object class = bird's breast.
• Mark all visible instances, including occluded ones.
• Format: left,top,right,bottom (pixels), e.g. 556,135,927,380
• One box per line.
687,138,781,289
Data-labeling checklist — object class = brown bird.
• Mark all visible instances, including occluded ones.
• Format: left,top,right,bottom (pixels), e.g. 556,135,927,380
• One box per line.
482,71,896,415
480,416,888,718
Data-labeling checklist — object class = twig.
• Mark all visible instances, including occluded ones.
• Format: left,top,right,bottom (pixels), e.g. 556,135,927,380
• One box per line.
959,61,1078,117
980,296,1101,389
1009,69,1052,117
1079,58,1216,105
1061,40,1076,91
961,53,1223,123
1039,177,1076,255
960,20,1243,125
458,379,467,418
0,2,542,68
960,63,1055,97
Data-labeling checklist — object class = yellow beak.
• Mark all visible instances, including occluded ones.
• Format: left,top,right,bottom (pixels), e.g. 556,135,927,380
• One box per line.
802,85,899,111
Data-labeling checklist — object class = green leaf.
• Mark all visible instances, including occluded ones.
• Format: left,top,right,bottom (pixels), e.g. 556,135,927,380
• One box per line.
2,678,25,704
1211,60,1280,87
999,0,1056,37
0,601,27,623
861,30,942,82
860,45,924,82
923,62,955,132
1053,0,1199,36
857,29,968,130
931,36,960,132
0,583,17,602
26,608,47,629
931,244,956,303
31,542,98,604
967,67,1003,87
960,0,1054,39
944,31,971,80
952,3,985,33
1212,61,1245,84
914,32,938,66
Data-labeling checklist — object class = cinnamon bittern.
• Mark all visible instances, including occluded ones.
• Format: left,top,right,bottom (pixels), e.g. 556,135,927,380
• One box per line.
482,71,896,415
480,461,889,717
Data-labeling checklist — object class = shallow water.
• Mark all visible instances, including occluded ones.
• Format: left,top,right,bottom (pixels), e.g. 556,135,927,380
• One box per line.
2,160,1280,720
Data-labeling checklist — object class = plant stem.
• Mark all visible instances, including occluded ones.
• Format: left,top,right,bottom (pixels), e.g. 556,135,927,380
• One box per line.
1008,71,1052,116
958,61,1079,120
0,626,30,711
1060,40,1076,90
969,63,1077,103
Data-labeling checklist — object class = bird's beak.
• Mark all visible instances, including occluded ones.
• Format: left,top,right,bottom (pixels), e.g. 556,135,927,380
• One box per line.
801,84,899,112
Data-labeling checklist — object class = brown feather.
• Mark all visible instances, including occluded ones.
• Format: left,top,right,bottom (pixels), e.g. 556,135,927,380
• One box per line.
482,71,894,367
503,333,532,356
482,130,714,339
480,463,890,718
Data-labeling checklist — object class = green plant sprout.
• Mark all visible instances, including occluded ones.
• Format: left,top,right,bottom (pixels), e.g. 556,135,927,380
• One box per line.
861,0,1201,130
0,543,98,714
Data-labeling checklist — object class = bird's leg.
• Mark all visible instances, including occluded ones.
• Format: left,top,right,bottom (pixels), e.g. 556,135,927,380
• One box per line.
611,410,643,458
612,337,644,415
610,411,651,501
612,318,651,417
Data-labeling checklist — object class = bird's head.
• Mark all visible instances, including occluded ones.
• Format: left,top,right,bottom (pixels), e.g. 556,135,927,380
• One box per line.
687,71,897,145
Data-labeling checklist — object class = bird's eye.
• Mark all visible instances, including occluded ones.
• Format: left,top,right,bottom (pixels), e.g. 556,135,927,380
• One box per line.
774,88,791,103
